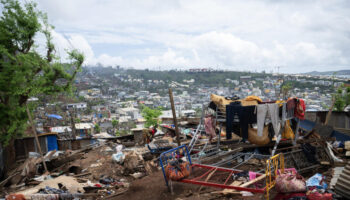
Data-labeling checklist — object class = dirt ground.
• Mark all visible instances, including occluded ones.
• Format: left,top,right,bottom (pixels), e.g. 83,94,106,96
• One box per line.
112,171,265,200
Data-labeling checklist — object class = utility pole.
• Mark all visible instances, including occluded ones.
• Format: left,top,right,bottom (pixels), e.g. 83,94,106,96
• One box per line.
26,104,49,174
168,88,181,146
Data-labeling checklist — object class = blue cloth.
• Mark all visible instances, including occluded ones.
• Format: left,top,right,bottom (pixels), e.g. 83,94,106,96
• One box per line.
306,173,328,189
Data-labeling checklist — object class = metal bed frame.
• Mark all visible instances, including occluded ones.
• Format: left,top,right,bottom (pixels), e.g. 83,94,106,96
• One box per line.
159,145,284,199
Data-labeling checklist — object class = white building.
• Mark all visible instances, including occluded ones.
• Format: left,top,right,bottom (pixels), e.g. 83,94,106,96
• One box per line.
66,102,87,110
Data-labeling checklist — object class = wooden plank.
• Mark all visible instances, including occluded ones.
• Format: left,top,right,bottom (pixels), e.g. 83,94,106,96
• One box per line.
198,168,218,192
212,181,242,195
240,174,266,188
169,88,180,146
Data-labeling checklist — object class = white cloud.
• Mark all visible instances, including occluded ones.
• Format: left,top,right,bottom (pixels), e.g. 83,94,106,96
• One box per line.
35,0,350,73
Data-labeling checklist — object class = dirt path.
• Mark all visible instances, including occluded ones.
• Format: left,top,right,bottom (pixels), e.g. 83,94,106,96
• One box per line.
112,171,203,200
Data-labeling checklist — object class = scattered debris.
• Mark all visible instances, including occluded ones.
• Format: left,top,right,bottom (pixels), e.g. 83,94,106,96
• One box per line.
2,94,350,200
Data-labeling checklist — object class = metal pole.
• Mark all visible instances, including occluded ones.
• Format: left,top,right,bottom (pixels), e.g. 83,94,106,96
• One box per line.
26,104,49,173
168,88,181,146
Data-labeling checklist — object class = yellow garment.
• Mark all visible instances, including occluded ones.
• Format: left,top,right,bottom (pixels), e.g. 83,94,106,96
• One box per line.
240,100,258,106
210,94,259,111
210,94,233,112
282,120,295,139
245,95,262,103
275,100,285,107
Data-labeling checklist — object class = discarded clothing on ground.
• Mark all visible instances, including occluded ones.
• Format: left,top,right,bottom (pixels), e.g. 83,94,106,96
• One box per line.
276,171,306,193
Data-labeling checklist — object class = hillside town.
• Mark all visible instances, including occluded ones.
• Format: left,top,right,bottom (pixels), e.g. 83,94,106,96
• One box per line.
2,0,350,200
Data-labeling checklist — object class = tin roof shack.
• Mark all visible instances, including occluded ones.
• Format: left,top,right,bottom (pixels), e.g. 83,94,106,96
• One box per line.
57,138,97,151
14,133,58,160
49,126,73,140
75,123,94,138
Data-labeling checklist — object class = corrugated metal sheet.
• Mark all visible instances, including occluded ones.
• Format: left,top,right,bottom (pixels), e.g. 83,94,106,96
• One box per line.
334,161,350,198
37,136,47,153
57,140,71,151
47,135,58,151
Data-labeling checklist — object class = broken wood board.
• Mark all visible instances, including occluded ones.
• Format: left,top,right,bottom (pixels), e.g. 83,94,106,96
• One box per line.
198,168,218,192
212,181,242,195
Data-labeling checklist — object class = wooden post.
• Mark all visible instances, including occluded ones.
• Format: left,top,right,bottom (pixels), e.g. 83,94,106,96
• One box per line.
70,108,77,140
168,88,181,146
325,96,336,125
26,104,49,173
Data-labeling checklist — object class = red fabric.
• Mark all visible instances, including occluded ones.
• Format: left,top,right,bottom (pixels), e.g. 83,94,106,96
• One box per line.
307,192,332,200
274,193,306,200
295,99,305,120
6,194,26,200
149,128,156,136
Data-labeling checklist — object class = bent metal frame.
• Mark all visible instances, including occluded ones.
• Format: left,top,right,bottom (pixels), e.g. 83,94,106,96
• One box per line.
159,145,284,199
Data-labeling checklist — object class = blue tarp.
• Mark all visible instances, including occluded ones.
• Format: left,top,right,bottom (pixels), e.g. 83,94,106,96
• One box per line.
46,114,63,120
331,130,350,142
299,120,316,132
47,135,58,151
299,119,350,142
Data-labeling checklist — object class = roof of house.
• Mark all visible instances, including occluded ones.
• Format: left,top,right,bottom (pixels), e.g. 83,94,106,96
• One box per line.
50,126,72,133
75,123,94,129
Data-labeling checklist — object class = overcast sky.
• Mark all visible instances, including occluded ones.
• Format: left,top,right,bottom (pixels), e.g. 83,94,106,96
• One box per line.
33,0,350,73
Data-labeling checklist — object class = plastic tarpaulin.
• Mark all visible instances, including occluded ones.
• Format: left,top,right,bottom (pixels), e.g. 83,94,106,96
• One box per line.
46,114,63,120
299,120,315,132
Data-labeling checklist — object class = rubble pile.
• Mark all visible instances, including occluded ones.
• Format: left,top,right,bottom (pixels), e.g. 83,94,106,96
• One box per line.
1,94,350,200
1,140,160,200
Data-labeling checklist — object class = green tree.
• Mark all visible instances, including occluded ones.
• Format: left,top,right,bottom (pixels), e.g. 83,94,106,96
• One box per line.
281,82,293,99
0,0,84,145
94,124,100,133
112,119,119,128
334,85,350,111
141,105,162,128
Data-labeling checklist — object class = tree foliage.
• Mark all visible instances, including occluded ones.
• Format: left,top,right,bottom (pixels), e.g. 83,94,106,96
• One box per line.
334,85,350,111
94,124,100,133
141,105,162,128
0,0,84,145
112,119,119,128
281,82,293,99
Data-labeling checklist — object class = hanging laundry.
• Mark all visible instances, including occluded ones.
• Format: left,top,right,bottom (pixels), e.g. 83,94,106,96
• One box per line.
204,116,216,140
286,98,296,118
257,104,280,137
282,120,295,139
226,102,256,141
295,99,305,120
244,95,262,103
